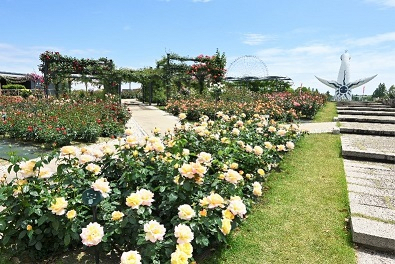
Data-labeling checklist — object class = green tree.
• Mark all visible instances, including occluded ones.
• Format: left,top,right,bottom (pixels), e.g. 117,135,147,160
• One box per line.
387,85,395,99
372,83,387,99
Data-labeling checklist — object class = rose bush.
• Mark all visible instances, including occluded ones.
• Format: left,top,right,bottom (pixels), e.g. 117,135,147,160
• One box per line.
0,93,129,147
166,86,327,122
0,110,305,263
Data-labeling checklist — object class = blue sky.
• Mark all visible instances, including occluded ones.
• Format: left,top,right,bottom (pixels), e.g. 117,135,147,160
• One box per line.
1,0,394,95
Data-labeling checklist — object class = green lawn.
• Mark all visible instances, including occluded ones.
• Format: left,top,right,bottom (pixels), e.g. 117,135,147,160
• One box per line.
313,101,337,122
199,134,356,264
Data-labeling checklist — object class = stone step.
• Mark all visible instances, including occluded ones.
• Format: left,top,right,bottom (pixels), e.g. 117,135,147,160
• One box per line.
338,115,395,124
344,159,395,252
340,122,395,137
337,101,390,107
341,135,395,162
337,110,395,116
337,106,395,112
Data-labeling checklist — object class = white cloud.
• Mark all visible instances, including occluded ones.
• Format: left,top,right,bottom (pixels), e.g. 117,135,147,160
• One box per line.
346,32,395,46
243,33,274,46
0,43,111,74
365,0,395,8
289,44,335,55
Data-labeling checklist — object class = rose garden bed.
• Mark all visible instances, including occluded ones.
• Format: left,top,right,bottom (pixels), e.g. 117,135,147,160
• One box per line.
0,88,328,263
0,94,129,149
0,108,307,263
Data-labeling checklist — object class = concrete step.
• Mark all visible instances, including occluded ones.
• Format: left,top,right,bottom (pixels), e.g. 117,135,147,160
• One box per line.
337,102,390,107
337,110,395,116
338,115,395,124
340,122,395,137
344,159,395,252
337,106,395,112
341,134,395,162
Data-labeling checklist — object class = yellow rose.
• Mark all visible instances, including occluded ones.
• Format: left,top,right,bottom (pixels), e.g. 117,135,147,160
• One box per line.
126,193,142,209
257,168,265,176
174,224,194,244
253,182,263,196
203,193,225,209
171,249,189,264
111,211,124,221
137,188,154,206
80,222,104,247
253,145,263,155
222,209,235,220
66,209,77,219
49,197,68,215
227,197,247,218
144,220,166,243
91,178,111,198
26,224,32,231
178,113,187,120
60,146,78,156
230,162,238,169
86,163,101,175
121,250,142,264
221,218,232,235
176,242,193,258
224,169,243,184
178,204,196,220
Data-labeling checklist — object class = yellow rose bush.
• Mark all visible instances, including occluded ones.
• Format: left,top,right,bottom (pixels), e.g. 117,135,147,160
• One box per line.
0,106,305,262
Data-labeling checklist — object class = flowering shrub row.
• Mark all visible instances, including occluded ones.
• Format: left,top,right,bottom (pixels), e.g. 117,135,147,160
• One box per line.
166,88,327,122
0,111,305,263
0,94,130,148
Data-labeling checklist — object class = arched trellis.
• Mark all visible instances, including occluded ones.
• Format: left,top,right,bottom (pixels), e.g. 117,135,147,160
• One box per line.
156,49,226,97
39,51,117,97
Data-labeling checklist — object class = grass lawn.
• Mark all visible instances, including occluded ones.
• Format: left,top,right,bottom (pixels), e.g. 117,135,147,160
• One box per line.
313,101,337,122
199,133,356,264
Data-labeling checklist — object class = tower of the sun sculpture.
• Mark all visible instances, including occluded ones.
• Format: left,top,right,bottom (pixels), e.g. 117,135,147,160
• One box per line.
315,50,377,101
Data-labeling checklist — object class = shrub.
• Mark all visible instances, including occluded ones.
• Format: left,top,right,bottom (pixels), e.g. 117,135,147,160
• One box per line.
2,84,26,90
0,93,129,148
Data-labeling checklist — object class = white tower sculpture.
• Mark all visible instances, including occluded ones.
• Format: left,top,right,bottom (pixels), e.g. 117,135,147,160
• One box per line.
315,50,377,101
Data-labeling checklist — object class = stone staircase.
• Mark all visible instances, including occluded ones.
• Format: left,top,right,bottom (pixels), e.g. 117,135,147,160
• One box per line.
337,101,395,253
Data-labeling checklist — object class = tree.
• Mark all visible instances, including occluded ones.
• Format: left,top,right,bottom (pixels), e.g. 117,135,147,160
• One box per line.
372,83,387,99
387,85,395,99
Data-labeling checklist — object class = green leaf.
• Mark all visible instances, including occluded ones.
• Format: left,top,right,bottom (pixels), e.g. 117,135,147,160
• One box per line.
64,234,71,246
183,181,191,191
22,185,29,193
168,193,178,202
51,220,59,230
137,206,145,215
0,219,6,231
12,164,20,173
2,235,10,245
30,191,39,197
37,215,47,226
18,230,27,239
35,241,42,250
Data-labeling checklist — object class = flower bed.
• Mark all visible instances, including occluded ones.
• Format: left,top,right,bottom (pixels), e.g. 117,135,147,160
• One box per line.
166,88,327,122
0,94,129,148
0,111,305,263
